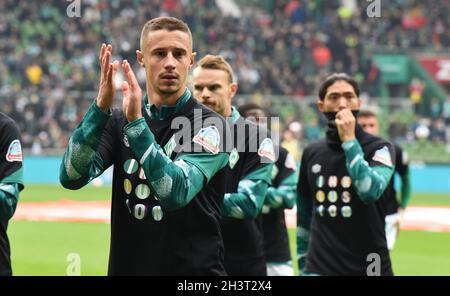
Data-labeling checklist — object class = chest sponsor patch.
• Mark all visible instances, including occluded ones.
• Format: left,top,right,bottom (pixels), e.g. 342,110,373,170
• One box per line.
316,175,325,188
193,126,220,154
328,191,338,203
341,205,352,218
328,205,337,218
328,176,338,188
316,205,325,217
341,176,352,188
123,159,139,175
316,190,325,203
341,191,352,203
151,205,163,221
133,204,147,220
124,179,132,195
138,167,146,180
258,138,276,162
135,184,151,200
372,146,393,167
6,139,22,162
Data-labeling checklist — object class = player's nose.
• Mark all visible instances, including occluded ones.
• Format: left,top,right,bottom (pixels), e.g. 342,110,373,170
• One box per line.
201,88,211,100
337,97,349,111
164,52,176,70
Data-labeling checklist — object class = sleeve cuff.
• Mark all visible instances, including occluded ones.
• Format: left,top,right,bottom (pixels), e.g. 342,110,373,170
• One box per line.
124,116,146,131
341,139,363,158
123,117,156,161
90,101,112,119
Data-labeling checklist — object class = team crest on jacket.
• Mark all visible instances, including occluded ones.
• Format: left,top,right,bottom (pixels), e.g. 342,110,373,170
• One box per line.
312,163,321,174
258,138,275,162
372,146,393,167
193,126,220,154
6,139,22,162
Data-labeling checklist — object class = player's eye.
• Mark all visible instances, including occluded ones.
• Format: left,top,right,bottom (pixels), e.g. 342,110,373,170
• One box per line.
173,51,185,59
154,51,166,57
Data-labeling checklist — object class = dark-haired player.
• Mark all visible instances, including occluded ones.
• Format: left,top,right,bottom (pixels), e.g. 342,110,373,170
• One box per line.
297,73,395,275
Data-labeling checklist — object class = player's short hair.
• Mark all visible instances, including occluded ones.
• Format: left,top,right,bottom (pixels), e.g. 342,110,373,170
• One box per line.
195,54,234,84
358,109,377,118
140,17,192,51
237,103,267,117
318,73,360,101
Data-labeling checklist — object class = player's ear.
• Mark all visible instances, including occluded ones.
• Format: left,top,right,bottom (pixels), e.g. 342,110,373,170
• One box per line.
355,97,361,109
136,50,145,68
230,82,238,98
317,99,324,112
189,52,197,68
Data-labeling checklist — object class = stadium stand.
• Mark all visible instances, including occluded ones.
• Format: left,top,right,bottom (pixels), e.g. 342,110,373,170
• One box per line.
0,0,449,162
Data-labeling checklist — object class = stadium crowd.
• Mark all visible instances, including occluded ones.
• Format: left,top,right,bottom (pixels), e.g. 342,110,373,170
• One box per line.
0,0,449,152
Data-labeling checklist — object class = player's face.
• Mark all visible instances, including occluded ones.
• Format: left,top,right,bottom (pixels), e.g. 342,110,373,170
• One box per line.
192,67,237,117
358,115,379,135
138,30,194,96
318,80,361,113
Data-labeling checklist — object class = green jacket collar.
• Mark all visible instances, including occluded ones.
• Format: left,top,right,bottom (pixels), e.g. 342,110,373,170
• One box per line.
228,106,241,125
144,88,191,120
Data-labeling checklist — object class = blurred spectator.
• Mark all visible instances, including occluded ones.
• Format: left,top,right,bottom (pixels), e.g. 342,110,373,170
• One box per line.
430,97,442,119
443,96,450,151
389,121,408,144
409,78,425,113
429,119,446,144
304,118,321,141
25,64,43,85
281,127,301,161
0,0,449,153
413,117,431,140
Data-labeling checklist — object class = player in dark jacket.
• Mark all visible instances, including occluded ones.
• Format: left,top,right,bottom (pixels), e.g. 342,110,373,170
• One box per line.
297,73,396,276
60,17,230,275
0,112,24,276
357,109,411,251
193,55,275,276
238,103,297,276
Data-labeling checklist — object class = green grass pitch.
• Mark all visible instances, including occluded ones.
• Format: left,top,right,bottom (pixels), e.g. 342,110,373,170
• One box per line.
7,184,450,275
